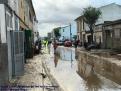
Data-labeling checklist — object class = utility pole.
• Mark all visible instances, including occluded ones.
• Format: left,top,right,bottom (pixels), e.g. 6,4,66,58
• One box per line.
70,24,72,40
69,23,73,67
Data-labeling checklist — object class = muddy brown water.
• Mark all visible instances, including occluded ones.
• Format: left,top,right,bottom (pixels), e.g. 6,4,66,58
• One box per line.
54,47,121,91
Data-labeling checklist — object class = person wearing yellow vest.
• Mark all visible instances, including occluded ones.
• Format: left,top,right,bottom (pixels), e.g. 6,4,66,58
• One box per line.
42,40,46,48
45,40,48,48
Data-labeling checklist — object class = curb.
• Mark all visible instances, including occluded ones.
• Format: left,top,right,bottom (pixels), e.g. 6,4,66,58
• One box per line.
42,61,64,91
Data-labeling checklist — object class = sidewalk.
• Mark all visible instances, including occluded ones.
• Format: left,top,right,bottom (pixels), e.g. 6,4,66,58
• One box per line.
9,53,61,91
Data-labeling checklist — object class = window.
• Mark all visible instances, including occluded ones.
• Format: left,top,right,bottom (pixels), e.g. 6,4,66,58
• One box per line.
10,16,12,28
6,14,12,28
15,16,18,30
6,12,12,31
63,29,64,32
29,11,32,22
114,29,120,38
6,14,9,27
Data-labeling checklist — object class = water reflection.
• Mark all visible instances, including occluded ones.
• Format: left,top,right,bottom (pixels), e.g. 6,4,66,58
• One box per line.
54,51,59,68
54,47,75,68
59,48,75,61
85,74,102,91
53,47,121,91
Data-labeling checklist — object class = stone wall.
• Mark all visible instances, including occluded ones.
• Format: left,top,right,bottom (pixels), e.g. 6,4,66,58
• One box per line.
77,50,121,85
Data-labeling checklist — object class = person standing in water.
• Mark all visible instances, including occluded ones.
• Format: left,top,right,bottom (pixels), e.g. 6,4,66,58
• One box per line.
53,39,58,54
48,40,52,54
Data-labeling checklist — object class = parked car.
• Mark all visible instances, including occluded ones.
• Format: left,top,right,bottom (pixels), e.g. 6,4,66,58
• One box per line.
86,43,100,51
64,41,72,47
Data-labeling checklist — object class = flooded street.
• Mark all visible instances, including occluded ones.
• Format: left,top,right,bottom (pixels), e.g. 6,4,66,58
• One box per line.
44,46,121,91
8,46,121,91
0,0,121,91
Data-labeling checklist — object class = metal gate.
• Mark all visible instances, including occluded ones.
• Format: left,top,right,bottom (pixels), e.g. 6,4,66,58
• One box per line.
7,30,24,77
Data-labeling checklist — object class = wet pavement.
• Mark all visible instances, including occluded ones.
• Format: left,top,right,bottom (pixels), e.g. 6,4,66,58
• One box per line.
6,46,121,91
44,46,121,91
8,53,61,91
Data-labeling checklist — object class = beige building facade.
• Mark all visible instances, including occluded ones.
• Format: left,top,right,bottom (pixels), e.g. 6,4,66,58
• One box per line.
75,3,121,48
19,0,36,31
103,19,121,50
75,16,103,47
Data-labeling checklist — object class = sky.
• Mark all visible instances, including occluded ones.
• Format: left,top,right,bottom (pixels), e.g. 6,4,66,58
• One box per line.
32,0,121,37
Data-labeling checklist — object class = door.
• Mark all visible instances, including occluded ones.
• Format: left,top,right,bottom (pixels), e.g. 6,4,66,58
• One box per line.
87,35,92,44
8,31,24,77
105,30,112,49
13,31,24,76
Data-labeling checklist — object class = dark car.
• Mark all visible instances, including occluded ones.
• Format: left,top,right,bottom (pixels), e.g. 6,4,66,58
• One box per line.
86,43,100,51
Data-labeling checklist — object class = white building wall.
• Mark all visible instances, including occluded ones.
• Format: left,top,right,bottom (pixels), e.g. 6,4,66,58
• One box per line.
84,3,121,31
97,3,121,24
0,4,6,43
8,0,19,30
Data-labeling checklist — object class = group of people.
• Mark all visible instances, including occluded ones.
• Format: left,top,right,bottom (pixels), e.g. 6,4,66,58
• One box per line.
34,38,81,55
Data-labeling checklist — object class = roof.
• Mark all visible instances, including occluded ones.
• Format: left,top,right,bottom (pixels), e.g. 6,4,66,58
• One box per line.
98,3,121,9
75,15,84,21
103,19,121,26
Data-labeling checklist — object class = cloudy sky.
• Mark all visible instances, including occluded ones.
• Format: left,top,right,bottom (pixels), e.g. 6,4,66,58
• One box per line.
32,0,121,37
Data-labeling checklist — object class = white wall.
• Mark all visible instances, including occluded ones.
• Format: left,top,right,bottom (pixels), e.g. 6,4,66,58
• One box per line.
0,4,6,43
8,0,19,30
84,3,121,31
97,3,121,24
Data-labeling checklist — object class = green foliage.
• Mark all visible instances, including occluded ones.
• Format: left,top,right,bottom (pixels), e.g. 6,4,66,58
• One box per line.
83,6,101,28
83,6,101,43
53,27,61,38
73,35,77,40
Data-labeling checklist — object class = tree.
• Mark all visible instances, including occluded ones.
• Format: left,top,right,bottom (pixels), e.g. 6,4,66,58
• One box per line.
73,35,77,41
53,27,61,39
83,6,101,43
